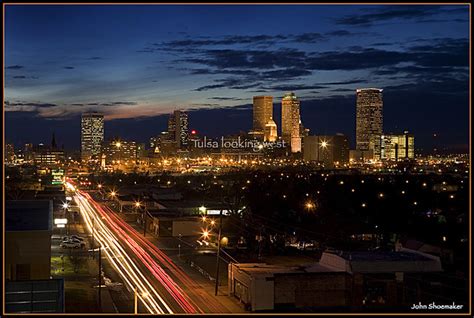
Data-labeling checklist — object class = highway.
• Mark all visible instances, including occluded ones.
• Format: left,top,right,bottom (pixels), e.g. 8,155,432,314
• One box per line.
67,181,228,314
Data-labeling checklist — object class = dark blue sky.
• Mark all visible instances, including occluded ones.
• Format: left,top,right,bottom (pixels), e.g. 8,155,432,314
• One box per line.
4,5,470,152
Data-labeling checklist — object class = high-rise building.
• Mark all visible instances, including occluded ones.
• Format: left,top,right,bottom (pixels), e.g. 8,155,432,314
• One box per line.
281,92,301,152
81,112,104,161
303,134,349,167
381,131,415,160
356,88,383,159
253,96,273,133
166,110,189,151
175,110,189,149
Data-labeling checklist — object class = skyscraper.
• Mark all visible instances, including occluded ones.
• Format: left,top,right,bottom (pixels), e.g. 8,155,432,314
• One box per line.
281,92,301,152
166,110,189,151
81,112,104,161
356,88,383,158
253,96,273,133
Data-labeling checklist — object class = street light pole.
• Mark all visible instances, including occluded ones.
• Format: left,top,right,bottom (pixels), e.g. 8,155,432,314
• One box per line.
214,209,223,296
134,286,138,314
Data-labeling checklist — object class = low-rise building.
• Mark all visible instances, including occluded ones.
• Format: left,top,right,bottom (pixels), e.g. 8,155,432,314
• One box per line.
6,200,53,281
228,249,442,312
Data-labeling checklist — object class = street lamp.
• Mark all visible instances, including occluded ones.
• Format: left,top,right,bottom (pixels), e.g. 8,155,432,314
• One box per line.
305,201,316,212
318,139,329,164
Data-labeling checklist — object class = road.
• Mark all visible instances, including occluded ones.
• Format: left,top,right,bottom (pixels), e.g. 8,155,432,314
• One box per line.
67,181,232,314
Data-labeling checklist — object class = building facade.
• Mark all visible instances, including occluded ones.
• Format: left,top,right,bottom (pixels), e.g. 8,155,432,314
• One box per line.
102,139,137,166
356,89,383,159
81,112,104,161
303,134,350,167
381,131,415,160
281,92,301,153
264,118,278,142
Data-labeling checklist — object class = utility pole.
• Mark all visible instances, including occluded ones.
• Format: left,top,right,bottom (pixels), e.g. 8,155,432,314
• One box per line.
92,218,96,260
98,245,102,312
143,208,148,237
214,209,223,296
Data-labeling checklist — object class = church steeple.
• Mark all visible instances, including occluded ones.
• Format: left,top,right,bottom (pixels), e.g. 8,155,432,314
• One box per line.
51,131,57,149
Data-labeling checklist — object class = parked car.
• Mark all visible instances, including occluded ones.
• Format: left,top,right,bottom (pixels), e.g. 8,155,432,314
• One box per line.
60,241,84,249
69,235,85,241
62,235,85,242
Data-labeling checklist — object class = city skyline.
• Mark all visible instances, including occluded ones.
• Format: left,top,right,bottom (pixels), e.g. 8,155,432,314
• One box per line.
5,4,470,152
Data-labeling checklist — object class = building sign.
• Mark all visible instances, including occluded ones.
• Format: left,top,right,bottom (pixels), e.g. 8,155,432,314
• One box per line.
51,169,64,185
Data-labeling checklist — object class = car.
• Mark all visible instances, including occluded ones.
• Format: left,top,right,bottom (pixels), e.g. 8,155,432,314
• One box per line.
62,235,85,242
69,235,85,241
60,241,84,249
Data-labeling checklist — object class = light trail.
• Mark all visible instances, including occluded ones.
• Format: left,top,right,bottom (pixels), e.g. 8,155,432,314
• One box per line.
67,179,203,313
75,192,173,314
97,203,226,313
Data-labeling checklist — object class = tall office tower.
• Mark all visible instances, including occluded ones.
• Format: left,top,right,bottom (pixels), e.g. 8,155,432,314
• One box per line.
281,92,301,152
264,117,278,142
81,112,104,161
381,131,415,160
175,110,189,149
253,96,273,132
356,88,383,159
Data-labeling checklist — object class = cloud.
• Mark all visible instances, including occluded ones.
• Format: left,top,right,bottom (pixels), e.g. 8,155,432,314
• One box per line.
5,65,24,70
4,101,57,113
336,5,467,26
209,97,247,101
11,75,39,79
261,84,327,91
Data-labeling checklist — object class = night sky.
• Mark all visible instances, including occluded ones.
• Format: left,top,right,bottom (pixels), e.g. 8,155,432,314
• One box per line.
4,5,470,153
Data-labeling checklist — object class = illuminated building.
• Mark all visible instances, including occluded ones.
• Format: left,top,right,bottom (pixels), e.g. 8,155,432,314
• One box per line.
264,118,278,142
303,134,349,167
102,139,137,165
381,131,415,160
31,134,65,167
166,110,189,151
356,88,383,159
81,112,104,161
281,92,301,152
252,96,274,139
